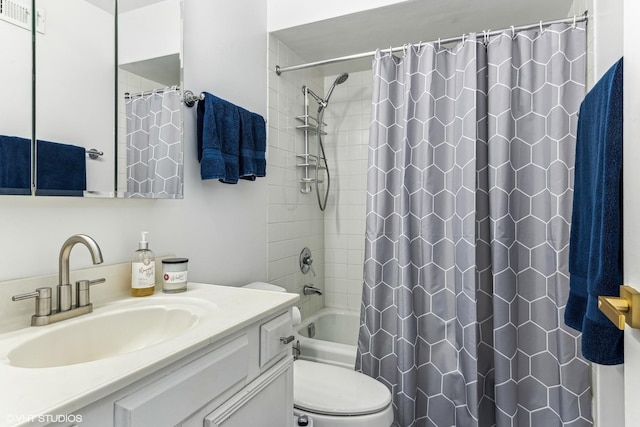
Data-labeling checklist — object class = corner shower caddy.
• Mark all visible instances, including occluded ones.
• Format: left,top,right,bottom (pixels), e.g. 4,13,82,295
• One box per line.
296,96,326,194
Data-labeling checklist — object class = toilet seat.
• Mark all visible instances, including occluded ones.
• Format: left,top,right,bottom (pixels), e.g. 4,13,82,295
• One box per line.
294,360,391,416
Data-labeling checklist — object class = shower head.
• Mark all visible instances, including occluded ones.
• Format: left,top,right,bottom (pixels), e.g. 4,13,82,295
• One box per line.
335,73,349,85
323,73,349,107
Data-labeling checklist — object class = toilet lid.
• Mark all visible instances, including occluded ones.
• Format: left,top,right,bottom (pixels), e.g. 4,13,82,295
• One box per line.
294,360,391,416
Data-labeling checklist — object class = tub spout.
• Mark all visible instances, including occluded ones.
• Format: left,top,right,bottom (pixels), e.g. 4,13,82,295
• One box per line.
303,284,323,296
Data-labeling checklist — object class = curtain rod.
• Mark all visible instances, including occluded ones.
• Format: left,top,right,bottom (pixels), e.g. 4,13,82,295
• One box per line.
124,85,180,99
275,12,588,75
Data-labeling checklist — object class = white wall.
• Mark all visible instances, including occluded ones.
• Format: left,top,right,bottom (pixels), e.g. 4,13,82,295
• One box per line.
569,0,623,88
267,0,407,32
0,0,268,289
118,0,181,65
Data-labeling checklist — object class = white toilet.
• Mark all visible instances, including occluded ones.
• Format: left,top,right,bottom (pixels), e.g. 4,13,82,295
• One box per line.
243,282,394,427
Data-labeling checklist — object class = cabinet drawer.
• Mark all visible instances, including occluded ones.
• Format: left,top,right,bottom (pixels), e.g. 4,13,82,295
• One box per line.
114,334,249,427
260,311,292,368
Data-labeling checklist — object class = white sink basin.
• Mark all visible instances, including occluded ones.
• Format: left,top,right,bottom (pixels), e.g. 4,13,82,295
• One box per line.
7,304,200,368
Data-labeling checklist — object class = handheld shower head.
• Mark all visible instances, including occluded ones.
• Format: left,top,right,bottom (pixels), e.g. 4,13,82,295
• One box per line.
335,73,349,85
323,73,349,107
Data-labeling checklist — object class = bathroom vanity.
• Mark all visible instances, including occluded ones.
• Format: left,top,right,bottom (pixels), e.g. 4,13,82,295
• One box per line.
0,272,298,427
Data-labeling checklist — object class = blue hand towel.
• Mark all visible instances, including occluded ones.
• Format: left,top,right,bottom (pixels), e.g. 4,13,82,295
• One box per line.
564,58,624,365
238,107,266,181
0,135,31,195
197,92,241,184
36,140,86,197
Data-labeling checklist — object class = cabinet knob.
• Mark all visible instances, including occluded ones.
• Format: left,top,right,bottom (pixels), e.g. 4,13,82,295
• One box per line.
280,335,295,344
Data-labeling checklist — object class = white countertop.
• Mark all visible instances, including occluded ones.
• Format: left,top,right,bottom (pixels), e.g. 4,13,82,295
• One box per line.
0,283,298,427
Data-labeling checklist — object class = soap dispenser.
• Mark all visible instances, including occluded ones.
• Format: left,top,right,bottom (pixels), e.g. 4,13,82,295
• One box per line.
131,231,156,297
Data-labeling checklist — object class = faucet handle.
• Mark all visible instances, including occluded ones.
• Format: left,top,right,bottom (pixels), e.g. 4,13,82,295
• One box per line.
75,278,106,307
12,287,52,317
305,259,316,277
299,247,316,277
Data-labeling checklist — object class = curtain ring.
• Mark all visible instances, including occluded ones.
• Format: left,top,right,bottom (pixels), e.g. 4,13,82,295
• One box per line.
573,15,577,29
402,44,408,56
511,25,515,38
437,38,441,49
461,33,466,44
539,20,544,34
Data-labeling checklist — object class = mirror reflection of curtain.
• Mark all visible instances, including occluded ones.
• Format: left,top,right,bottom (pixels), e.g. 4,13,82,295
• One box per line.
125,87,183,199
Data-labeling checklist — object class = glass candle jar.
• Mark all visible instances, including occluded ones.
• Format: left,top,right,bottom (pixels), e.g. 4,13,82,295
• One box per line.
161,258,188,293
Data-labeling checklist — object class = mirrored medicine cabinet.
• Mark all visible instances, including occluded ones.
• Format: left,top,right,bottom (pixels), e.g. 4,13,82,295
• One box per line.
0,0,183,198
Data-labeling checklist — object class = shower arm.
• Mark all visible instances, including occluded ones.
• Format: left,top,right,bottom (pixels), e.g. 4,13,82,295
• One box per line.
304,86,327,110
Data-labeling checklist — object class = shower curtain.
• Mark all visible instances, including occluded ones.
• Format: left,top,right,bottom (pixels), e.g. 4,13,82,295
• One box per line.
125,87,183,198
357,23,590,427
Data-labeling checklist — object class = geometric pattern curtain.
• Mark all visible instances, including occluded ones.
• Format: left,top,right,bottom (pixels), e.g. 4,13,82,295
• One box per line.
356,23,591,427
125,87,183,199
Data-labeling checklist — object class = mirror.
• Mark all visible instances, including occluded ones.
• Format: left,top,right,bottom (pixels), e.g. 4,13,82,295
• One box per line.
116,0,183,199
0,0,33,195
35,0,116,197
0,0,183,198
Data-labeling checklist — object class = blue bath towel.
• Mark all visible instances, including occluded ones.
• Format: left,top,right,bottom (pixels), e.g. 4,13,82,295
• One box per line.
36,140,86,197
238,107,266,181
197,92,241,184
0,135,31,195
565,58,623,365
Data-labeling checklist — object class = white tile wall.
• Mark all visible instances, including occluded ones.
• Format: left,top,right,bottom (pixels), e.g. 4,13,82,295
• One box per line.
267,37,372,316
322,70,372,311
267,35,326,318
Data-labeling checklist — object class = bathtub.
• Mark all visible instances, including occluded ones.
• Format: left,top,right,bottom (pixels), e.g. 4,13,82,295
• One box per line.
295,308,359,369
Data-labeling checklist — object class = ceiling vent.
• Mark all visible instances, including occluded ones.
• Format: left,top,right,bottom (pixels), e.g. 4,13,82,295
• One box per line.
0,0,45,33
0,0,30,30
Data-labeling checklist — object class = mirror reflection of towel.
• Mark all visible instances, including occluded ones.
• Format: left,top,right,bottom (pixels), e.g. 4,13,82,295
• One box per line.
0,135,31,195
36,140,86,197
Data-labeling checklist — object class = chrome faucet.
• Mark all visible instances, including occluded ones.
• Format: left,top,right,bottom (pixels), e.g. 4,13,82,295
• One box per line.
303,284,323,296
12,234,105,326
58,234,104,311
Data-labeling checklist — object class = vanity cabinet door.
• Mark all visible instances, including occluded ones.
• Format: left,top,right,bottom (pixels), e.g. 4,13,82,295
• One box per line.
204,356,293,427
114,334,249,427
260,310,293,368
